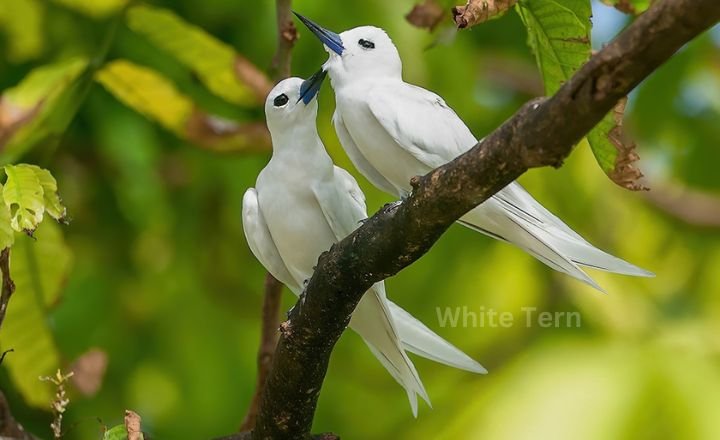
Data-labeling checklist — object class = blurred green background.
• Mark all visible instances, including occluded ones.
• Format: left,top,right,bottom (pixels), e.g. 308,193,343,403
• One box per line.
1,0,719,439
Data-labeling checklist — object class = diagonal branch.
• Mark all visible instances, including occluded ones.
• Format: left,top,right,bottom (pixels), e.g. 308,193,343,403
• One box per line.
248,0,720,438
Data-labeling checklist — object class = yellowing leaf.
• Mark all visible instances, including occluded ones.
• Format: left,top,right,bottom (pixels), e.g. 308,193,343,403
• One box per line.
0,57,88,163
96,60,271,153
50,0,128,18
127,5,270,106
587,100,647,190
3,165,45,233
0,222,72,408
27,165,67,222
185,111,271,153
2,58,86,114
96,60,194,134
0,0,44,63
0,184,14,249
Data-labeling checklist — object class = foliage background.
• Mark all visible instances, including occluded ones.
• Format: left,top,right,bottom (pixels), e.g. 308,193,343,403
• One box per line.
1,0,719,439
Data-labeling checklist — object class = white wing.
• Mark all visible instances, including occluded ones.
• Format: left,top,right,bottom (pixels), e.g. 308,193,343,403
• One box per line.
312,166,369,239
242,188,299,294
367,83,477,168
368,83,652,284
333,111,400,195
334,166,367,214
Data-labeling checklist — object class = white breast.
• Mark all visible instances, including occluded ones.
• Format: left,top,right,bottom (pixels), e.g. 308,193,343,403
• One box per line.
256,161,335,284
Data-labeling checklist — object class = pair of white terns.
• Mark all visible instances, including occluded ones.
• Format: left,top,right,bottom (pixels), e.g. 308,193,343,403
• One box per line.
242,13,653,415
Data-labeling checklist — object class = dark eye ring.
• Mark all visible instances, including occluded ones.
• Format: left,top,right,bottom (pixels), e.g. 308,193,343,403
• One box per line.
273,93,289,107
358,39,375,49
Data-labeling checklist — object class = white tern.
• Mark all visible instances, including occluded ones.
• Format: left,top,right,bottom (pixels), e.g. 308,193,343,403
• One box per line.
242,76,486,416
294,14,654,291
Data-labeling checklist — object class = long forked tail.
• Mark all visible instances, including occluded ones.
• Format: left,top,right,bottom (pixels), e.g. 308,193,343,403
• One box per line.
349,283,429,416
460,183,654,292
387,301,487,374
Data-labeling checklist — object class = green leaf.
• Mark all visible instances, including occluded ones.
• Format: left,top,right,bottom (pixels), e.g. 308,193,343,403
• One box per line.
50,0,128,18
126,4,269,106
0,57,89,163
0,184,14,249
0,221,72,408
587,111,620,174
3,165,45,233
0,0,44,63
516,0,642,189
601,0,651,15
516,0,591,95
103,425,128,440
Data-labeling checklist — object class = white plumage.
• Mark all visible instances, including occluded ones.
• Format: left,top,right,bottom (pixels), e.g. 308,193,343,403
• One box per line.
300,23,653,290
242,77,486,416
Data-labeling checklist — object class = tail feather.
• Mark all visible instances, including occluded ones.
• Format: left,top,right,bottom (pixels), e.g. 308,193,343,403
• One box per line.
387,301,487,374
460,183,654,291
500,183,654,277
462,205,605,291
349,283,430,416
544,230,654,277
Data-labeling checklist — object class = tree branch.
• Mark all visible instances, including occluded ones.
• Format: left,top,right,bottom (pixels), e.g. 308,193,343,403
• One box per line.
248,0,720,438
239,273,283,432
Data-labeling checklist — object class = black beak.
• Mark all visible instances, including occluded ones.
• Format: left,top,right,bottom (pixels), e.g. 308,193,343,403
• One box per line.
299,69,328,104
293,11,345,56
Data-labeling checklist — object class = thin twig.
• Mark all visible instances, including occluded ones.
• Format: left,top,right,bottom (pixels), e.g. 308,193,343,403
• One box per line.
244,1,720,438
271,0,299,81
0,248,15,331
239,273,283,432
0,348,13,365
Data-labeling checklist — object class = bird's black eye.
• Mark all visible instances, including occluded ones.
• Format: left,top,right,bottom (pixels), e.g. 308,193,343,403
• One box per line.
273,94,289,107
358,39,375,49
